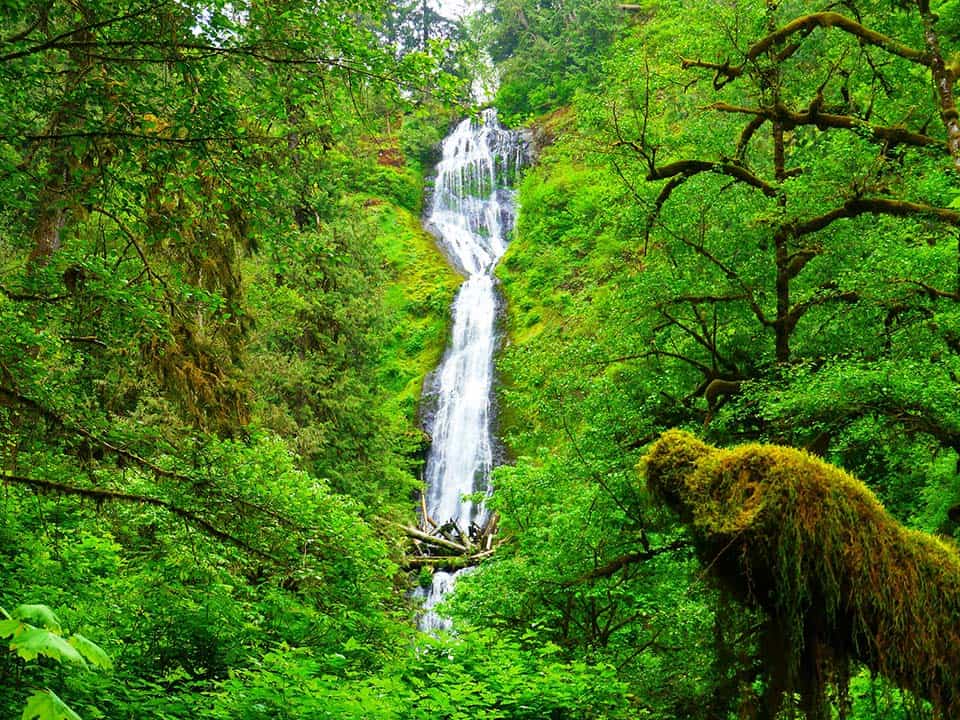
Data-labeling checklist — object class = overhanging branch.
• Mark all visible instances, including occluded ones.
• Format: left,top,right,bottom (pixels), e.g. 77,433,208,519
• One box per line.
794,197,960,237
710,102,945,151
567,540,689,584
648,160,777,197
1,472,281,562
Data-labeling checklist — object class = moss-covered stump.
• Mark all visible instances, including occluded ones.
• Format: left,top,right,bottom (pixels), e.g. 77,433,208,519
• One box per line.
643,429,960,718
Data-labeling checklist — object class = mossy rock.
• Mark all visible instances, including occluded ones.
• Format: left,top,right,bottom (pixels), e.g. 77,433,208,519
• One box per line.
643,429,960,717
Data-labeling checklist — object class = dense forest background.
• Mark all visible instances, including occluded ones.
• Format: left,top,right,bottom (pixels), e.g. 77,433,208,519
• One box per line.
2,0,960,718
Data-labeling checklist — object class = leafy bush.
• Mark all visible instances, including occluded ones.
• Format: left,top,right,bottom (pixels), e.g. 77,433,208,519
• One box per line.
1,603,111,720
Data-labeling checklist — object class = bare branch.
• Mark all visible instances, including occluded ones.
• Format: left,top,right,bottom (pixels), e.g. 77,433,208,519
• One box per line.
566,540,689,584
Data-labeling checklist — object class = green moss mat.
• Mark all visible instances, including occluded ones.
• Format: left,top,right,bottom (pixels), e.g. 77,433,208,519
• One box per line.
644,429,960,717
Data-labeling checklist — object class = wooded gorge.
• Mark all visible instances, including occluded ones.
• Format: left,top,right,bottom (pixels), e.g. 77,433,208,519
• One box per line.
2,1,960,718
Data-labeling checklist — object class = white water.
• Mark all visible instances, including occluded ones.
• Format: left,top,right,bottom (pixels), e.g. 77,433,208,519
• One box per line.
415,109,527,631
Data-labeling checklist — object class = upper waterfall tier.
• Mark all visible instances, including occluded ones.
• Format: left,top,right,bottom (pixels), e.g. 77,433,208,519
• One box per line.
427,109,527,277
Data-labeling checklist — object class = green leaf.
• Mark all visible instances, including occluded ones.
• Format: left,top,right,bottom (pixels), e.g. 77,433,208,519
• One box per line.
0,618,22,638
11,627,86,665
68,634,112,670
21,689,83,720
13,605,62,633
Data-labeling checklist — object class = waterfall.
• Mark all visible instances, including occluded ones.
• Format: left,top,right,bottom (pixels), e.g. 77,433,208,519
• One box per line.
414,109,528,631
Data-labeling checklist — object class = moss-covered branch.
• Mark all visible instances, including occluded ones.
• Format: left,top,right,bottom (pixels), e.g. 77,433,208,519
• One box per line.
643,430,960,716
916,0,960,170
684,13,927,89
710,101,945,151
746,13,927,65
647,160,778,197
793,197,960,236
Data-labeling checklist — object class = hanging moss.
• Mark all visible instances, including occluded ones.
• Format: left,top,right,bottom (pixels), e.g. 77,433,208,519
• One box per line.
642,429,960,718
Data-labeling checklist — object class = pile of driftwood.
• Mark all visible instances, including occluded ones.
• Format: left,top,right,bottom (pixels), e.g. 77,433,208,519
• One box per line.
398,494,499,570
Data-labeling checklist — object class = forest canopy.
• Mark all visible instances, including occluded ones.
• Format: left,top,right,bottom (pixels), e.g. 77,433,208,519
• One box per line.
2,0,960,719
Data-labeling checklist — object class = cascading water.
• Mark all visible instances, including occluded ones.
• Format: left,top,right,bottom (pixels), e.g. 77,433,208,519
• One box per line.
414,109,528,632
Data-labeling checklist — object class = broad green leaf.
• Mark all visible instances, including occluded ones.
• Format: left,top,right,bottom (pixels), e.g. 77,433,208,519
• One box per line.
11,627,85,665
21,689,83,720
68,634,112,670
13,605,62,633
0,618,22,638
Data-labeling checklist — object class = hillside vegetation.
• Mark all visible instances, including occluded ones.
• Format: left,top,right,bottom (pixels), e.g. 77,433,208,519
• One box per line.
445,0,960,717
3,0,960,718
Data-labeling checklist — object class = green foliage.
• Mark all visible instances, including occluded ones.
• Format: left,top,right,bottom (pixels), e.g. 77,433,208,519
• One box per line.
4,0,960,716
22,690,83,720
0,1,463,718
474,0,960,716
399,110,451,174
213,628,629,719
1,603,110,720
487,0,622,123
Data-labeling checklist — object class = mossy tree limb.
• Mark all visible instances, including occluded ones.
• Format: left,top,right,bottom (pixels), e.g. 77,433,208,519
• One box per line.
643,429,960,718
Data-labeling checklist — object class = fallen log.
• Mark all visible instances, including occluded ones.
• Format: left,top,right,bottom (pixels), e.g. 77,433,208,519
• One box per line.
403,549,496,571
643,429,960,718
419,492,437,530
398,524,469,554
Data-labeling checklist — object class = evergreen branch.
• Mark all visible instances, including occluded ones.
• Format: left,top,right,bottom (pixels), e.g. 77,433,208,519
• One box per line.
0,386,190,482
0,472,282,562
